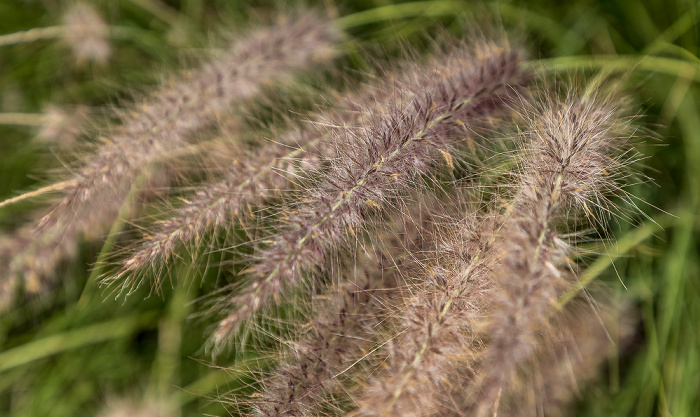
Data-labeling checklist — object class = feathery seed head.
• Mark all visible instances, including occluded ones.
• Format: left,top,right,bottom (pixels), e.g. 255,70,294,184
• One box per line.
35,104,89,148
519,87,637,214
470,85,640,416
62,3,111,65
42,10,341,233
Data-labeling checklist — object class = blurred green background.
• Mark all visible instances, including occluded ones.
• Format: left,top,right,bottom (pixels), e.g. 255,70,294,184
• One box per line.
0,0,698,416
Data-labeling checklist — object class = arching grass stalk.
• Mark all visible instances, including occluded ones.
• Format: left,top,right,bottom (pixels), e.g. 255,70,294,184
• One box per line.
471,86,639,416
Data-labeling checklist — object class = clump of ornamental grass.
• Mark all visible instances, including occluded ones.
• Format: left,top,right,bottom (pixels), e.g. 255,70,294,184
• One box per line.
0,6,649,417
0,9,341,309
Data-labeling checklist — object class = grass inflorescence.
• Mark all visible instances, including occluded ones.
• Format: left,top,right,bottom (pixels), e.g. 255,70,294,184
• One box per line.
1,1,697,417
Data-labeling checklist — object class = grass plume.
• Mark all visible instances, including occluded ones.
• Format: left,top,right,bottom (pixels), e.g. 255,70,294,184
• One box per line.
469,85,638,416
